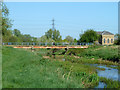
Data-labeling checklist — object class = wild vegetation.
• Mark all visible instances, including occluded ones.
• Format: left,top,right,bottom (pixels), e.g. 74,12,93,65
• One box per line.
3,46,101,88
46,45,119,64
37,45,120,88
78,45,119,62
2,44,120,88
99,77,120,88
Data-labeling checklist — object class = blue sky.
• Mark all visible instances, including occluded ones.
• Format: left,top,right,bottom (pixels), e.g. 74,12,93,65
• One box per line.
5,2,118,39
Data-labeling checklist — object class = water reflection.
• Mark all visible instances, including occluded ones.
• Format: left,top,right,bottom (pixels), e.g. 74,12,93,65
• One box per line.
86,64,120,88
87,64,119,81
95,82,107,88
96,65,119,81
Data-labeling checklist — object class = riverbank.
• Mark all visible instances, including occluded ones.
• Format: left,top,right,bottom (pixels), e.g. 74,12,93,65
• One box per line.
2,46,98,88
42,54,120,88
2,45,120,88
34,45,120,88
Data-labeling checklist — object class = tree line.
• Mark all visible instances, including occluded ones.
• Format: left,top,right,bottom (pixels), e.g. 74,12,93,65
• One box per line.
1,2,120,45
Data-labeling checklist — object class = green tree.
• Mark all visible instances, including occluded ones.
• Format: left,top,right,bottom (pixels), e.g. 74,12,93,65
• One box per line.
53,30,62,42
47,38,55,43
74,38,77,43
45,29,53,39
65,35,74,43
32,37,37,42
1,2,13,42
62,39,68,42
45,29,62,42
2,2,12,37
22,34,32,42
2,30,12,42
38,35,55,43
114,34,120,45
9,36,18,42
37,35,47,43
79,29,98,43
13,29,22,37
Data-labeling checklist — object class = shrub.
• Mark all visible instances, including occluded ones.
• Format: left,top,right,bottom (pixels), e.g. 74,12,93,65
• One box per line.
66,48,85,55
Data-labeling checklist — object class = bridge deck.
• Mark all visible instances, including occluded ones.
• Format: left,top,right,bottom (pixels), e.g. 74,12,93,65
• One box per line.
13,46,88,49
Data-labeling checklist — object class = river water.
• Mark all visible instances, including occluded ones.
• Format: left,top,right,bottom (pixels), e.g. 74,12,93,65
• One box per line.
62,59,119,88
90,64,120,88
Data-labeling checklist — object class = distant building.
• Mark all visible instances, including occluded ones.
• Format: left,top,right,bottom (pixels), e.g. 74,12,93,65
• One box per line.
97,31,114,45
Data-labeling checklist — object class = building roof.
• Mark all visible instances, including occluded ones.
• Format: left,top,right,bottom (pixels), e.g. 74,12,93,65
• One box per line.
97,31,114,35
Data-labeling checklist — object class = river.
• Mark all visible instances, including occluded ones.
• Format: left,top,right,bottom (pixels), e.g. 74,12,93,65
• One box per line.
89,64,120,88
62,58,120,88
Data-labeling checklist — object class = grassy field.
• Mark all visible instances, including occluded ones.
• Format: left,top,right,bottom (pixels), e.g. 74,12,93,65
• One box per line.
67,45,119,62
2,46,100,88
2,45,120,88
34,45,120,88
44,45,119,65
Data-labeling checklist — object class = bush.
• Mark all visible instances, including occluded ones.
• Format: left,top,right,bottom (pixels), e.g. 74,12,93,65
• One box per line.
66,48,85,55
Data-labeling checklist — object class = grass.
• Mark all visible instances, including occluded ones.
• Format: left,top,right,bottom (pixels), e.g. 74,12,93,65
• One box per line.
77,45,119,62
99,77,120,88
2,46,99,88
47,45,119,64
2,47,81,88
2,45,120,88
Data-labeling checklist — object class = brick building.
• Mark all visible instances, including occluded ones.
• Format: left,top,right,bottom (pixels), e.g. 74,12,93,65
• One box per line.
97,31,114,45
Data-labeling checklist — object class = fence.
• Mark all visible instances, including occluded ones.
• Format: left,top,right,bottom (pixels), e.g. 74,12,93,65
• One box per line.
2,42,94,46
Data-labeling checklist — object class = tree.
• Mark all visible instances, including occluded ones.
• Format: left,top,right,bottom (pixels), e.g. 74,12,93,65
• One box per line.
38,35,55,43
45,29,53,39
47,38,55,43
38,35,47,43
114,34,120,45
79,29,98,43
62,39,68,42
32,37,37,42
22,34,32,42
53,30,62,42
1,2,13,42
65,35,74,43
2,30,12,42
13,29,22,37
45,29,62,42
2,2,12,37
74,38,77,43
9,36,18,42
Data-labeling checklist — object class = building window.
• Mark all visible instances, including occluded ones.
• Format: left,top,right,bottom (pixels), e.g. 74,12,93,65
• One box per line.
104,38,105,43
107,39,109,43
111,39,113,43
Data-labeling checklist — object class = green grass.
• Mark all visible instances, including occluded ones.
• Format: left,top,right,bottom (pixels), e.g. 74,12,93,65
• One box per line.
3,45,119,88
2,47,81,88
99,77,120,88
2,46,99,88
77,45,119,62
64,55,118,66
47,45,119,64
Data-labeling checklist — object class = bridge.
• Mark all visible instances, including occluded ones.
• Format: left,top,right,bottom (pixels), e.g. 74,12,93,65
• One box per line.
3,42,92,49
13,46,88,49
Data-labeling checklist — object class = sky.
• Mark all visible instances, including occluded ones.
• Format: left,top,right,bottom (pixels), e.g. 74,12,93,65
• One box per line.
5,2,118,39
